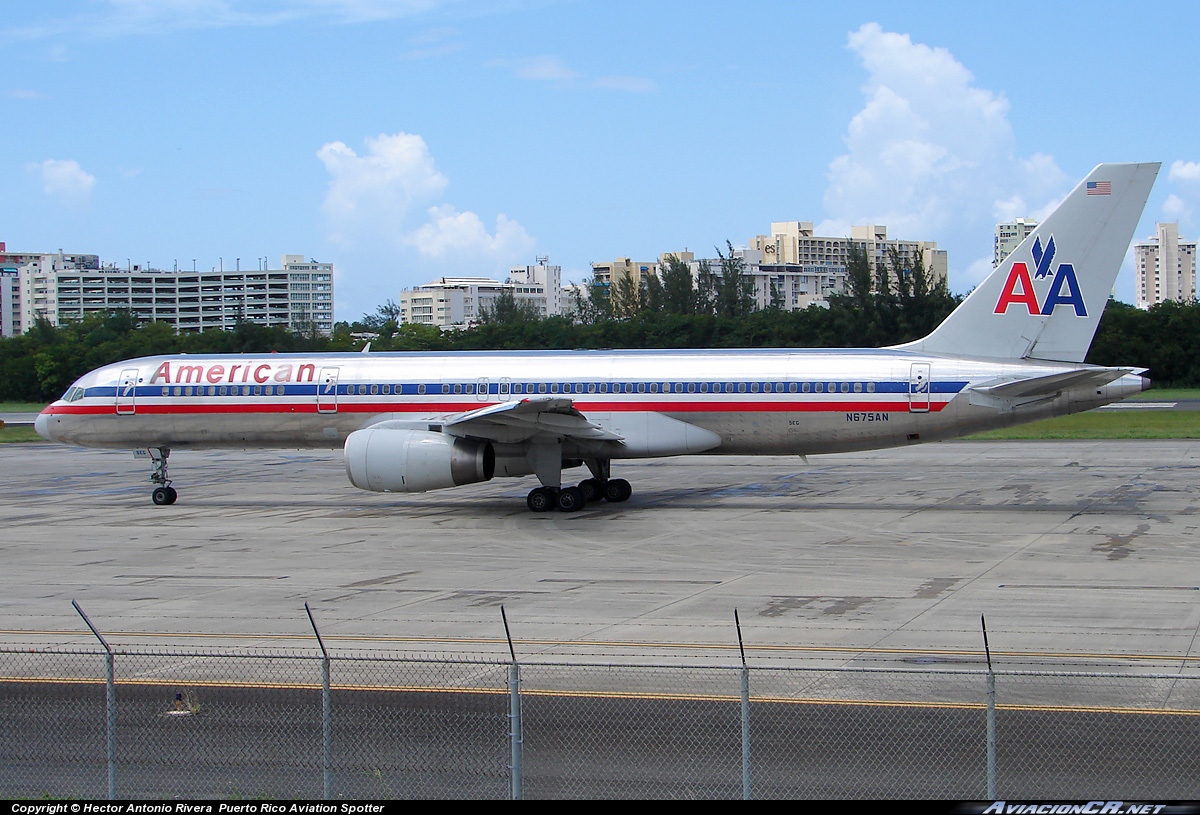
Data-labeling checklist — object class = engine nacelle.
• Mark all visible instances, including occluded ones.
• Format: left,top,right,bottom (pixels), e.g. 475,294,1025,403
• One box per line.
344,428,495,493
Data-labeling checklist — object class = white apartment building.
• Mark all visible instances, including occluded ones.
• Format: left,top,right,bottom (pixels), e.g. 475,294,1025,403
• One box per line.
0,271,17,338
995,218,1038,266
1135,223,1198,309
399,261,563,328
17,254,334,335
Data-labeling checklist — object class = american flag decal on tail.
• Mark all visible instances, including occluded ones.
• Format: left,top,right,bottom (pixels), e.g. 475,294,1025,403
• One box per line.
1087,181,1112,195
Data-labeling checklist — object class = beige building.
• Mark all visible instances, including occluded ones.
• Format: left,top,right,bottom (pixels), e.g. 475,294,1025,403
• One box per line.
995,218,1038,266
1135,223,1197,309
746,222,947,309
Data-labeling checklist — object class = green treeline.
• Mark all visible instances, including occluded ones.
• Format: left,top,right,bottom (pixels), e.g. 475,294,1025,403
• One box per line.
2,245,1197,402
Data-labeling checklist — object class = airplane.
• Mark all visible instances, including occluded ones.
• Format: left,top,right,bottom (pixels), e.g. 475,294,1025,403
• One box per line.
36,162,1159,512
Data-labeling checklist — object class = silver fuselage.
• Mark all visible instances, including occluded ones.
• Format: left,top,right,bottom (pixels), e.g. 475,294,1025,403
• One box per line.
37,348,1146,460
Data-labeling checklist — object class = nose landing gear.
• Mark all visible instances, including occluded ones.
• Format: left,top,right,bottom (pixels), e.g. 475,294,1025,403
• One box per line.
148,447,177,505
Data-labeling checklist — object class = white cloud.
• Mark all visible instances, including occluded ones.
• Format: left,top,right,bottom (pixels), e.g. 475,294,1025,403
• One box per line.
498,55,656,93
317,132,448,243
317,130,538,299
5,0,460,40
824,23,1069,291
514,56,579,82
30,158,95,205
1162,193,1191,221
1168,160,1200,183
406,205,535,260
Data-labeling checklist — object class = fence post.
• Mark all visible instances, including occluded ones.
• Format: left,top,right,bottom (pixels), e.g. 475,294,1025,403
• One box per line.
736,609,751,800
72,600,116,800
306,603,333,800
502,606,522,801
982,615,997,798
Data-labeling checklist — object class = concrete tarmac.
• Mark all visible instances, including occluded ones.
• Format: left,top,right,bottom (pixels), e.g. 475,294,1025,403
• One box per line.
2,440,1199,671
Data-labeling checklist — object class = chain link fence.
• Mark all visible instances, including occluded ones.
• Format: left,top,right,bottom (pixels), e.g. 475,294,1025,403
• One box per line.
2,645,1198,799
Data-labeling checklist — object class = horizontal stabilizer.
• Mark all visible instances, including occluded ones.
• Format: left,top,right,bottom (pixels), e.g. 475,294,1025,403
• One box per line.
969,367,1140,400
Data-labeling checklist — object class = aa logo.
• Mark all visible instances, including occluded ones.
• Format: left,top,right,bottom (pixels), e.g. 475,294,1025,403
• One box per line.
993,236,1087,317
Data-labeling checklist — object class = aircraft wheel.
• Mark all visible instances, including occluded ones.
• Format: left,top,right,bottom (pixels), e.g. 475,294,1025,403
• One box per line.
152,487,173,506
603,478,632,503
556,486,584,512
577,478,602,503
165,487,178,505
527,487,556,513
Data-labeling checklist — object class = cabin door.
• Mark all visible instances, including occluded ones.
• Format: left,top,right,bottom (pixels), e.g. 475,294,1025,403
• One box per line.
317,367,339,414
116,369,138,415
908,363,931,413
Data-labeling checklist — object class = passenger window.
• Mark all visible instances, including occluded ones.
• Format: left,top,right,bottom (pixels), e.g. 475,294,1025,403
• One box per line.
538,383,547,394
815,383,823,393
751,383,760,393
854,382,862,393
867,382,876,393
840,383,849,393
370,384,379,395
764,383,772,393
737,383,747,393
418,384,426,395
441,384,449,394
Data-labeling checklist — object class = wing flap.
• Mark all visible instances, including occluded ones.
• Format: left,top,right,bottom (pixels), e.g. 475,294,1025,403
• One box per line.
444,397,623,444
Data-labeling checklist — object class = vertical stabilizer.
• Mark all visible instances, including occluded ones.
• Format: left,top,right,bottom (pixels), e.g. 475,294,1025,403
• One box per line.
897,162,1159,362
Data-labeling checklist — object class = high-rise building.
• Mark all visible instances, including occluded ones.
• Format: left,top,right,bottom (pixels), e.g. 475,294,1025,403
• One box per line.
995,218,1038,266
1134,223,1197,309
16,254,334,335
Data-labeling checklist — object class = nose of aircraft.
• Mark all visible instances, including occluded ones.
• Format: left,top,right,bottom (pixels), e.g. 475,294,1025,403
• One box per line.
34,410,51,440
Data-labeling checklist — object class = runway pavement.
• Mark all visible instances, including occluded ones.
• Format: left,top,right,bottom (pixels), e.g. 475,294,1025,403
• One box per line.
2,440,1199,671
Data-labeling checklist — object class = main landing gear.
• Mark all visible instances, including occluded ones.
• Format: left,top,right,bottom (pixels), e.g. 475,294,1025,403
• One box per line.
524,454,632,513
148,447,178,505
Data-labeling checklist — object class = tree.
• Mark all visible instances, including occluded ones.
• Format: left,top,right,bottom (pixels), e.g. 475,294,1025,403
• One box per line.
611,269,646,320
479,288,543,325
660,254,696,315
715,241,757,319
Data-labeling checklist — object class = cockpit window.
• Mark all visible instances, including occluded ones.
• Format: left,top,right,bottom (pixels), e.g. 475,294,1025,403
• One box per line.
61,386,85,402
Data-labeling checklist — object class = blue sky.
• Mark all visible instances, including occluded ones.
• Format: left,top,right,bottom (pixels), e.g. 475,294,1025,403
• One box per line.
4,1,1200,320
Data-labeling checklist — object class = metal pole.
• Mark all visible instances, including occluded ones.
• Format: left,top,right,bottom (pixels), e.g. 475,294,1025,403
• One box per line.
502,606,522,800
736,608,751,800
982,614,996,798
306,602,332,800
105,651,115,800
73,600,115,800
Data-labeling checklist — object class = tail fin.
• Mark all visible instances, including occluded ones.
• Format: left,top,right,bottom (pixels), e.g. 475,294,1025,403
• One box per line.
898,162,1159,362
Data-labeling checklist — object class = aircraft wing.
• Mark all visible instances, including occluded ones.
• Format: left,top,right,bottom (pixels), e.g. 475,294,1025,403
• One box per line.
968,367,1142,400
442,397,624,444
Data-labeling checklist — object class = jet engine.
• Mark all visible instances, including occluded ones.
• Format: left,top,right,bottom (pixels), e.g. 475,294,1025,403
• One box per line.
344,428,494,493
